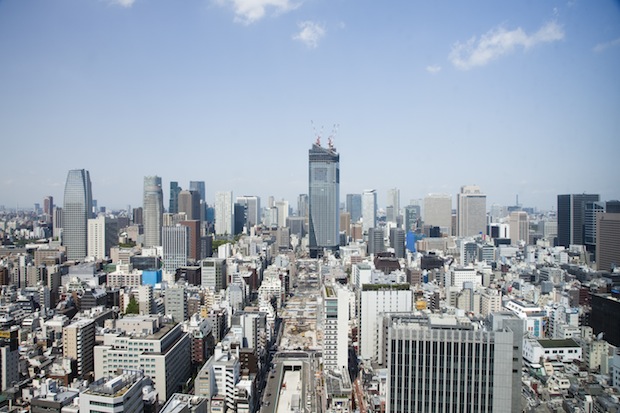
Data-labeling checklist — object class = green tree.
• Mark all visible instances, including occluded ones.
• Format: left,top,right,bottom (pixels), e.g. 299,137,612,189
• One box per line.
125,295,139,314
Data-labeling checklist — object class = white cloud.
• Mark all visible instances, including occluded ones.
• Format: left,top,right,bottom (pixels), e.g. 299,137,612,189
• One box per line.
293,21,325,49
217,0,299,25
426,65,441,74
108,0,135,7
449,21,564,70
593,37,620,53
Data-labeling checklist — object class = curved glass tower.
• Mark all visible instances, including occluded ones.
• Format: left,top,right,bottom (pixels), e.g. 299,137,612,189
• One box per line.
63,169,92,261
308,141,340,258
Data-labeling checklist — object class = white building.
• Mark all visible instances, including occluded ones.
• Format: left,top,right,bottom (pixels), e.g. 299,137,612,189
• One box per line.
79,371,147,413
215,191,233,236
162,225,189,274
362,190,377,234
323,284,349,373
523,338,582,364
451,267,482,289
423,193,452,235
359,285,412,362
94,316,191,402
195,344,240,411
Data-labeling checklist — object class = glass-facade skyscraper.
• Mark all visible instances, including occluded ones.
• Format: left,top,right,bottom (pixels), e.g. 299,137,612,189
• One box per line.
143,176,163,248
308,141,339,258
63,169,92,261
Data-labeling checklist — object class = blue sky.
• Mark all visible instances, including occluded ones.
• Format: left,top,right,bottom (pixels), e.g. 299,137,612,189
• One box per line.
1,0,619,211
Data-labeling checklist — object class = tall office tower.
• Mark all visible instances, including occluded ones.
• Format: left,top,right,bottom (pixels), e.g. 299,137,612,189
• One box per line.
596,212,620,272
323,284,349,373
53,206,63,239
389,227,406,258
457,185,487,237
178,190,201,221
162,225,189,273
180,220,201,261
386,188,400,223
275,199,289,228
165,285,187,323
585,201,605,253
509,211,529,245
236,195,261,228
362,190,377,234
386,313,523,413
346,193,362,223
308,141,340,258
359,285,413,362
62,169,93,261
340,211,351,237
424,194,452,235
201,258,227,291
368,227,385,255
63,318,96,379
297,193,309,218
215,191,234,236
557,193,600,247
189,181,206,204
607,200,620,213
169,181,181,214
132,207,143,225
43,196,53,216
233,203,245,234
143,176,164,248
403,205,421,232
87,215,117,260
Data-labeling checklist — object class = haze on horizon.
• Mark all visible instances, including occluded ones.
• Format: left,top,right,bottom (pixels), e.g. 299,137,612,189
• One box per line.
0,0,618,211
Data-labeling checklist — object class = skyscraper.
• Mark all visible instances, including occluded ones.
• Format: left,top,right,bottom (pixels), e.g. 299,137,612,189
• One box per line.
143,176,164,248
346,193,362,223
87,215,117,260
386,188,400,223
189,181,206,204
63,169,92,261
236,195,261,228
297,193,309,218
457,185,487,237
43,196,54,216
178,190,201,221
557,194,600,247
596,212,620,272
509,211,529,245
162,225,189,273
308,140,340,258
362,190,377,234
215,191,233,236
424,193,452,235
169,181,181,214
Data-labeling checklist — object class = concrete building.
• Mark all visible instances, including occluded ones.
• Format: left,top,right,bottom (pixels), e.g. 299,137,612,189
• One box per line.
178,190,202,222
362,190,377,235
424,193,452,236
63,318,96,379
143,176,164,248
94,316,191,402
201,258,227,292
79,371,148,413
386,188,400,223
457,185,487,238
323,284,349,373
596,212,620,272
509,211,529,245
236,196,261,229
87,215,117,260
162,225,189,273
165,284,187,323
386,312,523,413
346,193,362,223
195,344,241,411
215,191,234,236
557,193,600,248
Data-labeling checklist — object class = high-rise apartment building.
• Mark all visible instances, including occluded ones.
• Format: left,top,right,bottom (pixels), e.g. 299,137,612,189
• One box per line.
386,188,400,223
457,185,487,237
557,193,600,248
323,284,349,373
62,169,93,261
509,211,529,245
308,141,340,258
87,215,117,260
215,191,233,236
162,225,189,273
362,190,377,234
143,176,164,248
236,195,261,228
585,201,605,253
178,190,201,221
169,181,181,214
386,312,523,413
346,193,362,223
424,193,452,235
596,212,620,272
63,318,96,379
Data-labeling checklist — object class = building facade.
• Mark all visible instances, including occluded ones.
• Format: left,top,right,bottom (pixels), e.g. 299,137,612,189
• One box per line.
143,176,164,248
62,169,93,261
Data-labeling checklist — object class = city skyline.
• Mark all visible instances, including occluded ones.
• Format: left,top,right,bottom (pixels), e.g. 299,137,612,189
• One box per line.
1,1,619,210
